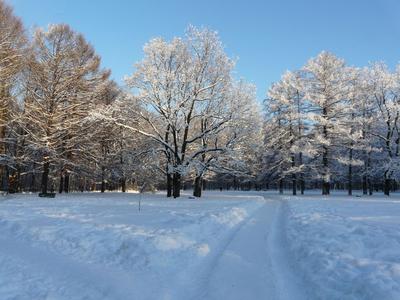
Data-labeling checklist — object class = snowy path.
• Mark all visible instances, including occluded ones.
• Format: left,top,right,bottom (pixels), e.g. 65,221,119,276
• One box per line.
197,197,306,300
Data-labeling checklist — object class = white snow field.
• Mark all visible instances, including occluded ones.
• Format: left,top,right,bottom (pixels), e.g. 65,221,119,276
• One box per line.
0,191,399,299
284,193,400,300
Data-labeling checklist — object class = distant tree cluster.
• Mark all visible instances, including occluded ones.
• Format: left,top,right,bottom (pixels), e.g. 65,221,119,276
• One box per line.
0,1,261,197
264,51,400,196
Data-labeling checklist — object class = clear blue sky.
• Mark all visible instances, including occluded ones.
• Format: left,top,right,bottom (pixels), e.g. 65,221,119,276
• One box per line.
8,0,400,100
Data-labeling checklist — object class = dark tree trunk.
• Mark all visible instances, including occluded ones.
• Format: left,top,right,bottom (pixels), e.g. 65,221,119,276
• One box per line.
362,175,367,195
384,177,390,196
368,179,373,195
299,152,305,195
166,173,172,197
292,174,297,195
63,173,70,193
348,148,353,196
193,175,202,197
279,179,283,194
79,178,84,192
173,172,181,198
322,145,330,195
121,177,126,192
1,166,9,193
292,154,296,195
41,161,50,194
101,166,105,193
322,181,330,195
15,165,22,193
59,174,64,194
322,109,330,196
30,169,36,192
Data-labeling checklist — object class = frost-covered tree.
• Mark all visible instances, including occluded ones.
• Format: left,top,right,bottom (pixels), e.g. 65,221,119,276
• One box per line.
264,71,309,195
301,52,351,195
124,26,252,198
263,53,400,196
367,63,400,195
24,24,109,194
89,91,163,192
0,1,26,192
191,81,263,197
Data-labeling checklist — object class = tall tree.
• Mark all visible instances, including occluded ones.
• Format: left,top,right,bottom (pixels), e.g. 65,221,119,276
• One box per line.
264,71,308,195
301,52,350,195
124,26,239,198
0,0,26,192
24,24,109,194
368,63,400,196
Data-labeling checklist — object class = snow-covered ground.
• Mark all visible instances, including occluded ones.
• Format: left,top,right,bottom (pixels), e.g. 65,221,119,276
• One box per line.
284,192,400,300
0,191,276,300
1,191,400,299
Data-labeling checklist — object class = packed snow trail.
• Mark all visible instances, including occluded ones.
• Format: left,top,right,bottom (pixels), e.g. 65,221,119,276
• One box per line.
198,197,307,300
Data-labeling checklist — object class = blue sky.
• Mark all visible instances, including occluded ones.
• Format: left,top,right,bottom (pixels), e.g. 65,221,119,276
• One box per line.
8,0,400,100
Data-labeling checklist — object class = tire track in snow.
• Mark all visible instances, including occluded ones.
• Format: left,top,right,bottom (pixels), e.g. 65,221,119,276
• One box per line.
267,197,308,300
190,195,307,300
183,197,270,300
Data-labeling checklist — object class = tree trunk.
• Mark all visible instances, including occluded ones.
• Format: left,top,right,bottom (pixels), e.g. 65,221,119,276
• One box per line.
59,173,64,194
101,166,105,193
292,175,297,195
166,173,172,197
348,148,353,196
1,166,9,193
173,172,181,198
322,182,330,195
0,119,7,192
15,165,21,193
384,177,390,196
41,161,50,194
193,175,202,197
292,154,296,195
322,145,330,195
279,179,283,194
368,179,373,196
299,152,305,195
362,175,367,195
63,173,70,193
322,108,330,195
121,177,126,192
30,169,36,192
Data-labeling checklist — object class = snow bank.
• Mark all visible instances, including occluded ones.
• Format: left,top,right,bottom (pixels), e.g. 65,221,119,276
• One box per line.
285,195,400,300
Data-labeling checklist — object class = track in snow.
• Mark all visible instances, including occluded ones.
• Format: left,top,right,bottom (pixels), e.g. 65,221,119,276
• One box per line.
197,197,307,300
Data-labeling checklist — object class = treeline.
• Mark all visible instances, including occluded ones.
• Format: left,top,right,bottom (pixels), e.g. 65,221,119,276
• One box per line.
2,0,400,197
0,1,261,197
264,52,400,196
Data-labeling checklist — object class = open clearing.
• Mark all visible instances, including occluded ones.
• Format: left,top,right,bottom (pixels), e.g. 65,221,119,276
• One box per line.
0,191,399,299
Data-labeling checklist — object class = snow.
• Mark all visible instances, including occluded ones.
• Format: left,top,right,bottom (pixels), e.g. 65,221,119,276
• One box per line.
284,192,400,300
1,191,400,300
0,192,269,300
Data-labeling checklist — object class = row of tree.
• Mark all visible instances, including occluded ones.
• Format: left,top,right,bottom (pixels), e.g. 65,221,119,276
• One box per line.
0,1,261,197
264,51,400,196
2,1,399,197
